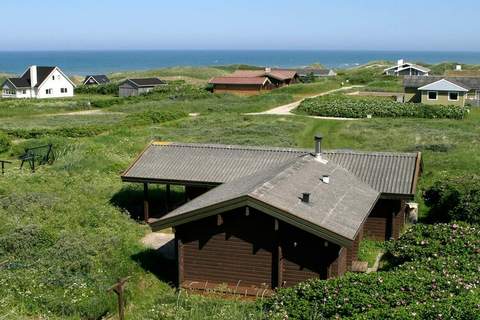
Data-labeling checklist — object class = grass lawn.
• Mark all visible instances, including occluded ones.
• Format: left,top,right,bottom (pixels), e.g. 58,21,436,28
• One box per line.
357,239,384,267
0,66,479,319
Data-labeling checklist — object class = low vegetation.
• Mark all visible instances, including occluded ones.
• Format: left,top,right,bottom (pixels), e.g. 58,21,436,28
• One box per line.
424,174,480,224
297,94,467,119
263,223,480,319
1,63,480,319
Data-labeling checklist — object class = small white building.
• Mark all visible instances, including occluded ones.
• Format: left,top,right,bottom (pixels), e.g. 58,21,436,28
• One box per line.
1,65,75,99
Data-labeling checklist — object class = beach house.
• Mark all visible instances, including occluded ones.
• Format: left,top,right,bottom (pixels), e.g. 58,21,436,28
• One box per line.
1,66,75,99
118,78,166,97
403,75,480,106
83,75,110,85
384,59,430,77
209,68,298,94
121,136,421,293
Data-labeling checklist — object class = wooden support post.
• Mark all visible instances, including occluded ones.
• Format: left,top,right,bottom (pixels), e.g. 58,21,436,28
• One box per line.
143,183,149,222
108,277,130,320
274,218,283,288
166,184,171,212
177,237,184,286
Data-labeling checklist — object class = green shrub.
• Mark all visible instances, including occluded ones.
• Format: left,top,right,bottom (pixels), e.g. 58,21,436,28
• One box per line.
297,94,467,119
75,83,119,95
125,110,188,125
0,132,11,153
4,125,110,139
424,175,480,224
263,223,480,319
90,98,123,108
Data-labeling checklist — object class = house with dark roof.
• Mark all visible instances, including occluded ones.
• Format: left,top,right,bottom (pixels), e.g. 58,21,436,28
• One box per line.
1,65,75,99
83,75,110,86
118,78,166,97
384,59,430,77
293,68,337,78
209,68,298,94
404,75,480,106
121,136,422,293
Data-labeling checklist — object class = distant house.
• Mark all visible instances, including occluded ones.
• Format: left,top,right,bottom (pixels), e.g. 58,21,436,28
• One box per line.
1,65,75,99
404,75,480,106
209,76,273,94
384,59,430,76
293,68,337,78
83,75,110,85
118,78,166,97
209,68,298,94
121,136,421,293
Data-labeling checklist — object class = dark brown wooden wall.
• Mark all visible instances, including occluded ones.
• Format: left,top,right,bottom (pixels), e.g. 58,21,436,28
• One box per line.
364,199,406,241
175,207,347,290
279,222,343,287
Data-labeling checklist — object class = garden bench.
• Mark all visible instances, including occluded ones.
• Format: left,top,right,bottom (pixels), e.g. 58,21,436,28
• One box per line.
19,144,55,172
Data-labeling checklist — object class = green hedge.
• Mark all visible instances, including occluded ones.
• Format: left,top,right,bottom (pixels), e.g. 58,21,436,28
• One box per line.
424,174,480,224
262,223,480,319
297,95,467,119
75,83,119,95
124,110,188,125
3,126,110,139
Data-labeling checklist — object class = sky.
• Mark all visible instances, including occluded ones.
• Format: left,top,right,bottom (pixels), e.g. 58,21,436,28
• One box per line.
1,0,479,51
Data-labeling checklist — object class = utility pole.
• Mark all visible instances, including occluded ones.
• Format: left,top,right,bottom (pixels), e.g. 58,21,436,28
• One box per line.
108,276,131,320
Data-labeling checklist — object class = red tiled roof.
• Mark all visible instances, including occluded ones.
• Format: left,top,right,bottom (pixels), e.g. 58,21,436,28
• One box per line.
231,69,297,81
209,76,270,85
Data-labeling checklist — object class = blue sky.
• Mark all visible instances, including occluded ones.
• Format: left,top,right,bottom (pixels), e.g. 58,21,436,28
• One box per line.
1,0,479,51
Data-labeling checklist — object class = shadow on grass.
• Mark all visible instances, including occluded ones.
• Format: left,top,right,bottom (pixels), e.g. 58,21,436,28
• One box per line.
131,243,178,286
110,185,186,221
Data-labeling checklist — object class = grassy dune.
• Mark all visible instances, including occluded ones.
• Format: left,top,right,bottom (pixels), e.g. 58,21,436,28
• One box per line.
0,64,479,319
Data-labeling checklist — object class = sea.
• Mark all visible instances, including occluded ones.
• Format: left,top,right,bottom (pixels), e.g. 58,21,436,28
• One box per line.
1,50,480,76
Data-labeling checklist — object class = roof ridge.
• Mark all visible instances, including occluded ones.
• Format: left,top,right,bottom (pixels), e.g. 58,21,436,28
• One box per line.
152,142,418,157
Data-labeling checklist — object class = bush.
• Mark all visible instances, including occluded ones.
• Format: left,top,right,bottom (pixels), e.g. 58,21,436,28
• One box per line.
297,94,467,119
75,83,119,95
124,110,188,125
0,132,11,153
424,175,480,224
4,125,110,139
90,98,123,108
263,223,480,319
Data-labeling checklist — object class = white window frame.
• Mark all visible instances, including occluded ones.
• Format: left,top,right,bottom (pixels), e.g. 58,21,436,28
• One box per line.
61,88,68,93
448,91,459,101
427,91,438,101
46,89,52,95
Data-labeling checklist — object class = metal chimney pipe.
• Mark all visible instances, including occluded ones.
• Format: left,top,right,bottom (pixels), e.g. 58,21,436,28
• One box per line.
301,192,310,203
314,134,323,158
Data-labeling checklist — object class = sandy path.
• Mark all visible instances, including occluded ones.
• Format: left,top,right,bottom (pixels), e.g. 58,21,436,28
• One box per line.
246,85,363,120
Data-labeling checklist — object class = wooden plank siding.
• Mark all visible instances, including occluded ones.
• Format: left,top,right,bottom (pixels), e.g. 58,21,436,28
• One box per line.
364,199,406,241
175,206,349,292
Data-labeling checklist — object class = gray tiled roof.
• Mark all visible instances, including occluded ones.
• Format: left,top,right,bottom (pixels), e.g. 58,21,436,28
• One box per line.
125,78,166,88
293,69,336,76
404,75,480,90
122,142,420,196
152,155,379,245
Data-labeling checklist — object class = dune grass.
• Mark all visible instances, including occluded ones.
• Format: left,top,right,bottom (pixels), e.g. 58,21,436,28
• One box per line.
1,65,480,319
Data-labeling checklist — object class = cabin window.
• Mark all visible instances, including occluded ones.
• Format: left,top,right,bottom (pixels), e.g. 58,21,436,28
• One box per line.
46,89,52,95
22,90,26,94
427,91,438,100
52,75,55,80
61,88,68,93
448,92,459,101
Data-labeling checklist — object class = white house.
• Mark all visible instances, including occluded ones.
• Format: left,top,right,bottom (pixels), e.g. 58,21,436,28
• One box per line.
384,59,430,77
1,66,75,99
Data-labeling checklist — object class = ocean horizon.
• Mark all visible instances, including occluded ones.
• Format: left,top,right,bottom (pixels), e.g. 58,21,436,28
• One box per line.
1,50,480,76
